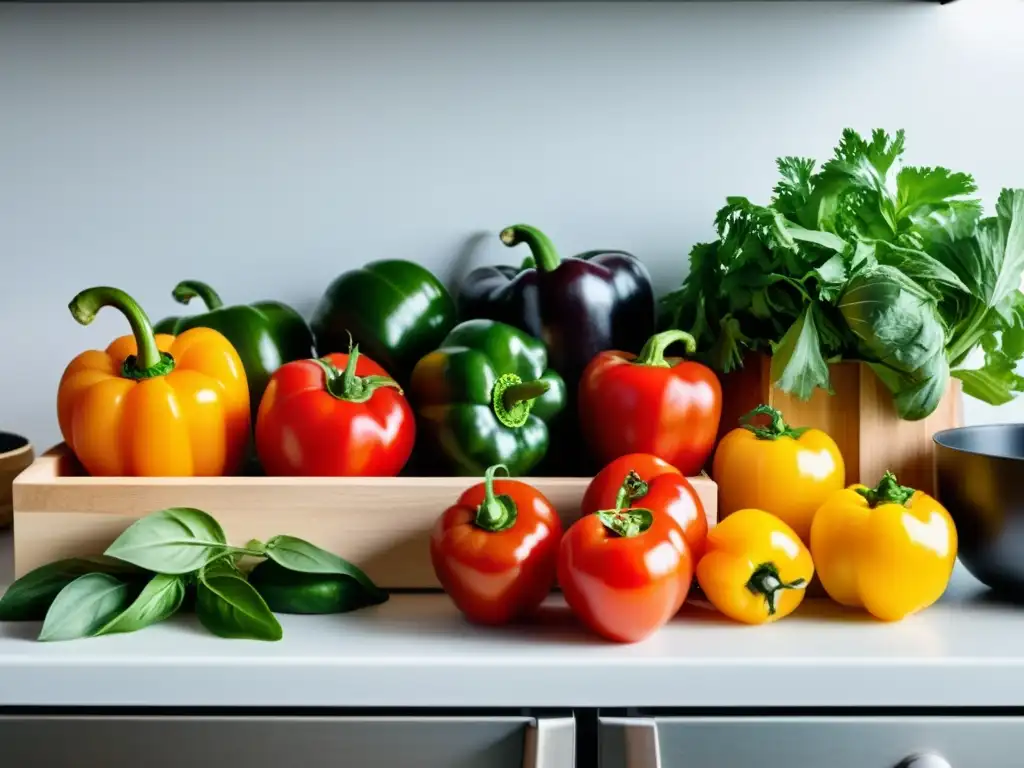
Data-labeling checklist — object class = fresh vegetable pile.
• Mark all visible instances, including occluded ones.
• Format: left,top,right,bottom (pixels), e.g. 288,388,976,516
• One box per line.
660,128,1024,420
3,143,1007,642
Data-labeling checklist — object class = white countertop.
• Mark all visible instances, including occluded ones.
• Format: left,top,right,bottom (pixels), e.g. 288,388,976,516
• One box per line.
1,531,1022,709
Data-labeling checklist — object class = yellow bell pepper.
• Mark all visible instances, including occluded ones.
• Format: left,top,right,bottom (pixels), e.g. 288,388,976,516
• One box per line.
696,507,814,625
57,286,251,477
712,405,845,545
809,471,958,622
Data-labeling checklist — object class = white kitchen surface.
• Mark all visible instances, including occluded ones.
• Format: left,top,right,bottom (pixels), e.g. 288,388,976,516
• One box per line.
2,531,1022,709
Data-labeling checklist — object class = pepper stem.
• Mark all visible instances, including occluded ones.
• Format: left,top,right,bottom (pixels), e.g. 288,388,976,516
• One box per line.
313,346,402,404
746,562,806,616
739,404,808,441
474,464,518,532
171,280,225,310
492,374,547,429
857,470,916,508
633,330,697,368
69,286,172,378
499,224,561,273
502,380,550,411
598,475,655,539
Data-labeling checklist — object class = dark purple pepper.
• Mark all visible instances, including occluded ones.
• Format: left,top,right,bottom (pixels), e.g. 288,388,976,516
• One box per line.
457,224,656,391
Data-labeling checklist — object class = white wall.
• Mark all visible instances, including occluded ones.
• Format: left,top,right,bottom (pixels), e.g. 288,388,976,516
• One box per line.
2,0,1022,451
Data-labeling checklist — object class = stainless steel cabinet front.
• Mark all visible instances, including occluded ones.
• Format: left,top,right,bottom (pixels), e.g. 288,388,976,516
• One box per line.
0,714,574,768
599,715,1024,768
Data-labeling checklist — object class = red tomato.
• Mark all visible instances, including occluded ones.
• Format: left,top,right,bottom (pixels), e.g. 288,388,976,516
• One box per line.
255,347,415,476
558,503,693,644
578,330,722,475
582,453,708,561
431,465,563,625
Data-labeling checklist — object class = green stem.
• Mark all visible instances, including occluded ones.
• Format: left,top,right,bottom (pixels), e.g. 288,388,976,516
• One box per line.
171,280,225,310
492,374,547,429
947,304,990,368
313,346,402,404
856,470,916,508
745,562,806,616
68,286,171,377
597,475,654,539
499,224,561,273
502,380,550,410
474,464,518,532
633,330,697,368
739,404,807,441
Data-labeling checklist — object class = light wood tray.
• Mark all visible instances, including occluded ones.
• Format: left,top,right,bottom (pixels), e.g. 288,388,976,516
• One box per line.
12,446,718,589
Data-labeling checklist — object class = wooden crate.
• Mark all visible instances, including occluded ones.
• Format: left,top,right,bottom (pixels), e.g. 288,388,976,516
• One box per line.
12,445,718,588
717,354,962,496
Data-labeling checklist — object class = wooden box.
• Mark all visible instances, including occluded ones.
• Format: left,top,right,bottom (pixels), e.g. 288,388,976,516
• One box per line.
717,355,962,496
12,446,718,588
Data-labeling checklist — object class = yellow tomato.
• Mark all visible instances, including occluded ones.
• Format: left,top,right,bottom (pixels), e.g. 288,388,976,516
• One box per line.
810,471,957,622
712,405,844,544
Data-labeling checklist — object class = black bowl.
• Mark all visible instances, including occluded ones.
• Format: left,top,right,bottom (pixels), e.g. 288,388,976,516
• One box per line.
934,424,1024,595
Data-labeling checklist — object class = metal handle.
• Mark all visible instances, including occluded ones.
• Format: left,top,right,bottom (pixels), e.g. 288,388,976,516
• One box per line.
894,753,951,768
522,716,575,768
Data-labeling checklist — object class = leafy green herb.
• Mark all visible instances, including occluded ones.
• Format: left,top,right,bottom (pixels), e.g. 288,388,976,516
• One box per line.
661,127,1024,420
265,535,388,604
96,573,187,636
0,556,143,621
38,573,131,642
0,507,387,643
196,561,282,642
104,507,231,574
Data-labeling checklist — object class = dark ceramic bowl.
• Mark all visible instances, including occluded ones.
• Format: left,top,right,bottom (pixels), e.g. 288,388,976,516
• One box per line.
934,424,1024,595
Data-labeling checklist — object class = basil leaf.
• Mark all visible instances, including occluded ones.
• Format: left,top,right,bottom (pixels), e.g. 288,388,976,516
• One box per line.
770,305,832,400
265,535,388,602
96,574,186,636
105,507,230,574
38,574,131,642
195,565,282,641
0,556,143,621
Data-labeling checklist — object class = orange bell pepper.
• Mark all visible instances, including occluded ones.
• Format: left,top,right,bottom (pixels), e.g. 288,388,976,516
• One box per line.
57,286,251,476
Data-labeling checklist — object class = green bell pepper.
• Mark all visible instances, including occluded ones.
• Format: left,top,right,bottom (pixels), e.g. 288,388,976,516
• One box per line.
310,260,457,387
153,280,315,418
247,560,388,615
409,319,566,476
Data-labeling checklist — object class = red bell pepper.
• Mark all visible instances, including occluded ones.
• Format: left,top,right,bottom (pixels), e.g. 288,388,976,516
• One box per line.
255,345,415,476
578,330,722,476
559,474,694,643
581,453,708,561
431,464,563,625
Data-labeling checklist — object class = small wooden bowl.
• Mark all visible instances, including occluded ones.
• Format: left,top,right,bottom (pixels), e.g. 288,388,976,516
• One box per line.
0,433,34,529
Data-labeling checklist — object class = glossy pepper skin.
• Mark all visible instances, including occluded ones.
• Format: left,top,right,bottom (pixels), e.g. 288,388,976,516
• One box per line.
409,319,567,476
57,287,251,476
696,508,814,625
255,346,415,477
310,260,457,388
712,405,845,545
153,281,314,420
431,464,563,625
810,472,958,622
581,453,708,562
559,479,694,643
458,224,655,393
578,330,722,476
248,560,389,615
